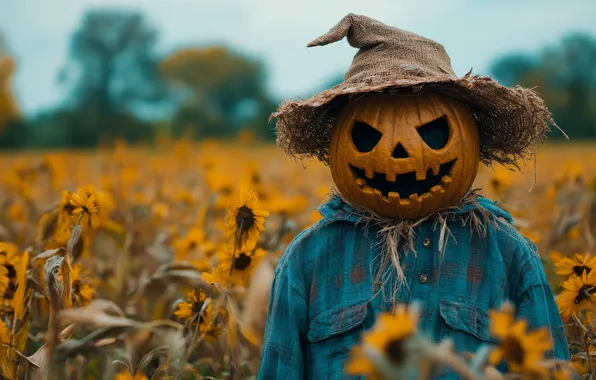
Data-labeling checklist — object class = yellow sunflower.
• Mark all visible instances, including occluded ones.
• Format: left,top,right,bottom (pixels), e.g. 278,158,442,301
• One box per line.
227,189,269,251
488,304,553,375
175,289,222,341
66,190,99,227
556,270,596,320
114,371,148,380
202,265,231,288
0,319,10,344
555,253,596,278
217,248,266,287
70,264,95,306
0,242,23,301
176,227,218,271
346,304,418,378
0,266,8,296
0,242,19,267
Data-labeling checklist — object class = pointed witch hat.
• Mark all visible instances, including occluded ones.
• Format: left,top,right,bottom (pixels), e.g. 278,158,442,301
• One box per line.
272,14,561,168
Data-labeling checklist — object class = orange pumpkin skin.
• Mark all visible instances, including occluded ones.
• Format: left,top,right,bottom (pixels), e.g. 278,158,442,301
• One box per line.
329,92,480,220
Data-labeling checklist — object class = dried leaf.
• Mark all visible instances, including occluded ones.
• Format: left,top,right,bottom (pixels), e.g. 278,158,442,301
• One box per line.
86,299,126,317
25,345,48,378
58,307,138,328
66,225,82,255
32,247,65,262
13,251,29,319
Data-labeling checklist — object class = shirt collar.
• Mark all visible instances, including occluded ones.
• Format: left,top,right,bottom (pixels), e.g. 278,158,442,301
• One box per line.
317,195,513,224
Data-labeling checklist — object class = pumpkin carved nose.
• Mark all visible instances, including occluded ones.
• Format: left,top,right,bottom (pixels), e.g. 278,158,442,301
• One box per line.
392,143,409,158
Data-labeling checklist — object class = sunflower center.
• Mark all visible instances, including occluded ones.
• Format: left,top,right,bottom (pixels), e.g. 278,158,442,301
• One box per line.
574,285,596,304
385,338,406,365
502,336,525,365
573,265,591,277
189,241,197,250
192,301,206,324
234,253,252,271
236,206,255,230
5,265,16,279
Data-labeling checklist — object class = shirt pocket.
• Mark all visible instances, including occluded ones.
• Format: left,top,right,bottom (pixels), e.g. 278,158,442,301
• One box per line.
438,301,497,355
306,302,371,379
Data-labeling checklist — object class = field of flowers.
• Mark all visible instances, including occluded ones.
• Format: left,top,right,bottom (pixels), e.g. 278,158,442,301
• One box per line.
0,137,594,380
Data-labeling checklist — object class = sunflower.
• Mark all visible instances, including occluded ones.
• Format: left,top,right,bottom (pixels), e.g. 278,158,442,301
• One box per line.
65,190,99,228
175,289,222,341
176,227,217,271
202,265,231,288
555,253,596,278
488,304,553,375
346,304,419,378
0,266,8,296
556,270,596,320
0,242,22,302
0,319,10,344
114,371,148,380
217,248,266,287
70,264,95,306
0,242,19,267
227,189,269,251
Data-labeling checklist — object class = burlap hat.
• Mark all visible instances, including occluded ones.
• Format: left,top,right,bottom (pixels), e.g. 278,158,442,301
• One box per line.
272,14,561,168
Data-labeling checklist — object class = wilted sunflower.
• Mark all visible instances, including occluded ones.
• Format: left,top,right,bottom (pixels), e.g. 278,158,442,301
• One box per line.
557,270,596,320
489,304,553,376
202,265,230,288
70,264,95,306
555,253,596,278
0,242,19,267
0,319,10,344
177,227,217,271
66,190,99,227
0,266,8,296
346,305,419,379
0,242,22,303
175,289,222,341
217,248,266,286
227,189,269,251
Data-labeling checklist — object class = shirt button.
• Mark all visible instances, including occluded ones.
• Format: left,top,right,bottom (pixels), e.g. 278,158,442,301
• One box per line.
423,237,431,247
419,274,428,283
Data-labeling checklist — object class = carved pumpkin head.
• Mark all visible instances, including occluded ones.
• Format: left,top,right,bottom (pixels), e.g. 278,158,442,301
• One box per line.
329,92,480,219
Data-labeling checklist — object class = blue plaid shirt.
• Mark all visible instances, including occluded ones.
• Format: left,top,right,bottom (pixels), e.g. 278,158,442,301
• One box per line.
259,196,569,380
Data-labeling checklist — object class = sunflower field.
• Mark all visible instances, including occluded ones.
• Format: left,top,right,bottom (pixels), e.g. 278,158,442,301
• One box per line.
0,137,595,380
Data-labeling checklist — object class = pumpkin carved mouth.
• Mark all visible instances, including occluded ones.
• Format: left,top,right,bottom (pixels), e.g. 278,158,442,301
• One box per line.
349,159,456,201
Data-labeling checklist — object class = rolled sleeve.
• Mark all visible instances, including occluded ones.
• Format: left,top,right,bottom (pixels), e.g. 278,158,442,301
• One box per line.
258,269,308,380
516,282,570,361
513,237,570,361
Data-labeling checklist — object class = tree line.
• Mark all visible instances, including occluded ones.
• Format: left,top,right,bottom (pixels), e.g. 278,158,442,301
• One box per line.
0,10,595,149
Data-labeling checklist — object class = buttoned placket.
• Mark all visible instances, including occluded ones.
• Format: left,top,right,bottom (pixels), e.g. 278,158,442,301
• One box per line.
407,223,440,329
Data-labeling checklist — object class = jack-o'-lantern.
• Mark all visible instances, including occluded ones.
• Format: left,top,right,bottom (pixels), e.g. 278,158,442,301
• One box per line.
329,92,480,220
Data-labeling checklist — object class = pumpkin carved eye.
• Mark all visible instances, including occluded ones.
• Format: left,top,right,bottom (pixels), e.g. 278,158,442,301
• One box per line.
417,117,450,150
351,121,382,152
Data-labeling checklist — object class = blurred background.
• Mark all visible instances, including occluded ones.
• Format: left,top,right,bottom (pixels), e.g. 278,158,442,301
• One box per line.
1,0,596,149
0,3,595,378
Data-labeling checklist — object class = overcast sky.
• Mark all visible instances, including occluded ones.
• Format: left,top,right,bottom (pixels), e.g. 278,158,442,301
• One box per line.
1,0,596,114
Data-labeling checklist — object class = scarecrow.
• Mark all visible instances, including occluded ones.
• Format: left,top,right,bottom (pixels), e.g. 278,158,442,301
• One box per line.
259,14,569,379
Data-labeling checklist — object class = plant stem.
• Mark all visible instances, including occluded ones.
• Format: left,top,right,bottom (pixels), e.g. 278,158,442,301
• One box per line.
227,219,244,288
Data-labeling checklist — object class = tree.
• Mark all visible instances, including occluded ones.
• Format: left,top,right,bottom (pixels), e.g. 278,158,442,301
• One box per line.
0,32,27,149
58,10,169,147
160,46,276,139
491,34,596,139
